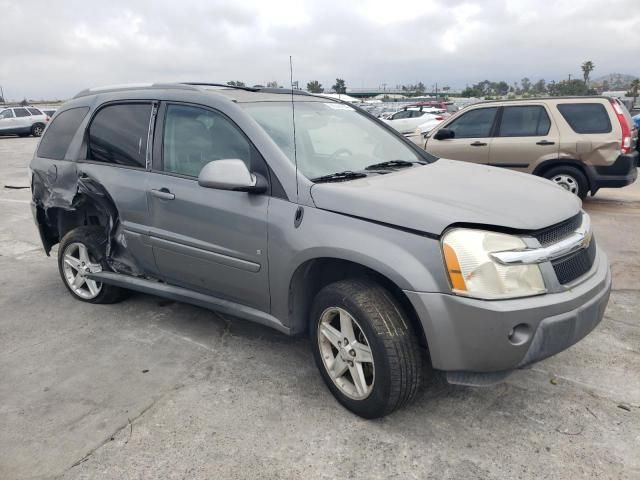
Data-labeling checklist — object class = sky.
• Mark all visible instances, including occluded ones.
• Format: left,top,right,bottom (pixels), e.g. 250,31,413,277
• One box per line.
1,0,639,101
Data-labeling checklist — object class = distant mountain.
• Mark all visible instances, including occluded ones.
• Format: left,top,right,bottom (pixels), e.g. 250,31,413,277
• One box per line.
591,73,638,90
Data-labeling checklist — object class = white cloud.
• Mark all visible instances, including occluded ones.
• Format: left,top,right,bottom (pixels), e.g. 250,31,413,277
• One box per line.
0,0,638,100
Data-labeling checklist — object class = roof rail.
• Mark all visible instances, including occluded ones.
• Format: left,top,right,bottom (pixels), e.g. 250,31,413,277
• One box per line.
73,82,199,99
181,82,260,92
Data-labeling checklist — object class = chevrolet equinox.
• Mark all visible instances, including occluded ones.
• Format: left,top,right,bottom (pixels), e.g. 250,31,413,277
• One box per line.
30,83,611,418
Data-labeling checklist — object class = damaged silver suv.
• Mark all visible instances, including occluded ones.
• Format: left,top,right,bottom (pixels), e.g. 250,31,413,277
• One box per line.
30,83,611,418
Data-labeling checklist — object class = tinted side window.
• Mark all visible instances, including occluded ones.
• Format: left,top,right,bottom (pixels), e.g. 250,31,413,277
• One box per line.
391,111,411,120
88,103,152,167
27,108,42,116
37,107,90,160
557,103,612,134
447,107,498,138
163,104,252,177
498,106,551,137
14,108,30,117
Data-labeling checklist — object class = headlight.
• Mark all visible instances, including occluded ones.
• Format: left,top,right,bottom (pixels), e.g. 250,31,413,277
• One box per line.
442,229,546,300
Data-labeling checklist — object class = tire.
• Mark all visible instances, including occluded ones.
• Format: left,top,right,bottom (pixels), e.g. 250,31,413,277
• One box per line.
31,123,45,137
542,165,589,199
57,226,128,304
310,278,423,418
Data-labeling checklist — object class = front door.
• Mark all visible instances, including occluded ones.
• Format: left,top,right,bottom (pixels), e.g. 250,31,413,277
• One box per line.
426,106,498,164
147,103,270,312
488,105,559,171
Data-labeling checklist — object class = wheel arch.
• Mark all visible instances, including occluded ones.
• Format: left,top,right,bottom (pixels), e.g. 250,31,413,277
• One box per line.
532,159,593,192
31,122,46,134
287,257,431,353
34,194,114,255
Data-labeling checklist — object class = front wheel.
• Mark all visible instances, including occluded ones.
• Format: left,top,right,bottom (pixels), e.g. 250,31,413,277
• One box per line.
310,278,423,418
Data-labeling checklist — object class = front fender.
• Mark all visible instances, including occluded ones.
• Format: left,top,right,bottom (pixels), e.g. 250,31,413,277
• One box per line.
267,200,449,328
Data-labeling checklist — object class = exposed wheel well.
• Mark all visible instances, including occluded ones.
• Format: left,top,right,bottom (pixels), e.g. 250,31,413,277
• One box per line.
533,160,592,191
288,258,430,351
35,196,111,254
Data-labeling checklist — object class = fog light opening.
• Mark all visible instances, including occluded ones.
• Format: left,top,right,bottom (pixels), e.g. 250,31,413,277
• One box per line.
508,323,531,345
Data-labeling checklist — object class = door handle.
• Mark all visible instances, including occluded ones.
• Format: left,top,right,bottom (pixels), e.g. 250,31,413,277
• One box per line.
470,141,487,146
536,140,555,146
150,188,175,200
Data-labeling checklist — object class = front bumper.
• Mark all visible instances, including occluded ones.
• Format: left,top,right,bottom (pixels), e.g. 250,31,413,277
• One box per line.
587,152,638,191
404,249,611,373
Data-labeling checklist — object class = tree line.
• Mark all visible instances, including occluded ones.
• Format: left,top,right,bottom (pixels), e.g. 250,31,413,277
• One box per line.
223,60,640,102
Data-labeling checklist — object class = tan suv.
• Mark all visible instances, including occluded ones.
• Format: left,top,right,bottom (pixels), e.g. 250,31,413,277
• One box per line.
422,97,638,198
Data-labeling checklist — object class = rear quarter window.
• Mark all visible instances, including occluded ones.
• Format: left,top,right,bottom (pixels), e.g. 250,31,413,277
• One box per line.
27,108,43,116
557,103,612,134
37,107,90,160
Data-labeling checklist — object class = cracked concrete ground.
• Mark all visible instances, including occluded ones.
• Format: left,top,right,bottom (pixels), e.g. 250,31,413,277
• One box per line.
0,137,638,479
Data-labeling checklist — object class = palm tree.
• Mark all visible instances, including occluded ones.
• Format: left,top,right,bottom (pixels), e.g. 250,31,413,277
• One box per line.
581,61,595,86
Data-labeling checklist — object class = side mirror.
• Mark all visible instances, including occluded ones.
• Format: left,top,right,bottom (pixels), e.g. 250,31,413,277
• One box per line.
198,159,267,193
433,128,455,140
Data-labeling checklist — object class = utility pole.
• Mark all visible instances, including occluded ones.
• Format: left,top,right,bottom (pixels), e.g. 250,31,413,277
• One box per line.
568,74,572,83
0,85,5,103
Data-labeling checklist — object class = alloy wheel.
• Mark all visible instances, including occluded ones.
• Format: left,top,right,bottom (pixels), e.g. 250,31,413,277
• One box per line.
62,242,103,299
317,307,375,400
551,174,579,195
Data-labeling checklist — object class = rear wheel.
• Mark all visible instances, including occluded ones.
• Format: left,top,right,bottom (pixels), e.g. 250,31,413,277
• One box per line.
58,226,128,304
31,124,45,137
310,278,423,418
543,165,589,199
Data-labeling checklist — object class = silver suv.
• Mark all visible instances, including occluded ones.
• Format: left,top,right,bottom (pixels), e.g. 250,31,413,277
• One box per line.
30,83,611,418
0,106,48,137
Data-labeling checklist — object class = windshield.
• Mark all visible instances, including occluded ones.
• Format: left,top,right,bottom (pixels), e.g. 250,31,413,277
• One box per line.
240,101,426,180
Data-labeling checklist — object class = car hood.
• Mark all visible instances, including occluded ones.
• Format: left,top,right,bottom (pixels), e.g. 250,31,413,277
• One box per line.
310,159,581,235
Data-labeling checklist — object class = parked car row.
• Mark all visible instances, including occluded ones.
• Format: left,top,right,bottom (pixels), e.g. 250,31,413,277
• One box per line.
29,83,615,418
0,106,51,137
382,106,449,134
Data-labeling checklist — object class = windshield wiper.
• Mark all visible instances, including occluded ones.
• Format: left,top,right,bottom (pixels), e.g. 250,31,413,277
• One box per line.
364,160,426,170
311,171,368,183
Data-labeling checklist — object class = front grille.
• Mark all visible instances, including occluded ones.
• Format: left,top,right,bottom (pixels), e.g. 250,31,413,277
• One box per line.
533,213,583,247
552,239,597,284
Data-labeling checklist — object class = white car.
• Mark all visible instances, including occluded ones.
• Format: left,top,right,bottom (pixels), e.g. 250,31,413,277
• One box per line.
407,115,449,145
0,106,48,137
383,107,446,134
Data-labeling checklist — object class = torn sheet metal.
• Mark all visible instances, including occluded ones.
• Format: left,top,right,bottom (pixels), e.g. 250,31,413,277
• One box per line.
31,164,143,276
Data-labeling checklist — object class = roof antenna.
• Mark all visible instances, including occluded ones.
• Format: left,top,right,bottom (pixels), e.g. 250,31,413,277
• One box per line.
289,55,299,202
